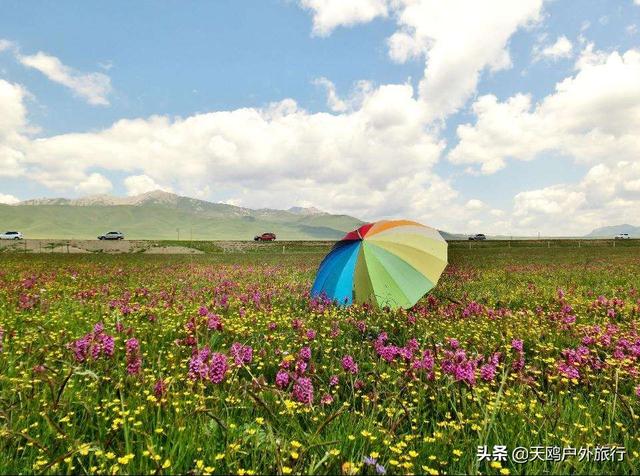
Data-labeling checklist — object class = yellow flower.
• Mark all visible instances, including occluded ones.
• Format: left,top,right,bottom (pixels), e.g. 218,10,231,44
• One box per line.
500,469,511,475
490,461,502,469
291,440,302,449
162,459,171,469
282,466,292,474
453,449,463,457
421,466,439,475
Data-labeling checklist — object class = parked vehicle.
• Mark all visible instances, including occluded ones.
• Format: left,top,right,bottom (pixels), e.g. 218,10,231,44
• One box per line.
0,231,23,240
468,233,487,241
254,232,276,241
98,231,125,240
614,233,631,240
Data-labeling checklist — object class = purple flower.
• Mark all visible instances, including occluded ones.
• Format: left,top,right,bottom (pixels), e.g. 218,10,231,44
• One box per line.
299,346,311,361
70,323,115,362
511,339,524,352
480,363,497,382
306,329,317,340
230,342,253,366
275,370,290,389
329,375,339,386
341,355,359,374
295,360,307,374
375,464,386,475
154,379,167,398
292,377,314,405
207,313,223,331
188,347,228,384
558,362,580,379
321,393,333,405
125,338,142,375
209,353,228,383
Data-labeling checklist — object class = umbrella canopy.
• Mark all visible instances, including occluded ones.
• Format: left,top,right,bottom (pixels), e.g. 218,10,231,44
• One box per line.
311,220,448,309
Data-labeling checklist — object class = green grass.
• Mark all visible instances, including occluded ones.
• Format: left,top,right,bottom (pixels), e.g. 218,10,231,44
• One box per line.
0,204,361,240
0,247,639,475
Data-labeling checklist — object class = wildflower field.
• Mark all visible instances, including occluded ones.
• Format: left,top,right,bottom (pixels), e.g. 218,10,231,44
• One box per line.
1,246,639,475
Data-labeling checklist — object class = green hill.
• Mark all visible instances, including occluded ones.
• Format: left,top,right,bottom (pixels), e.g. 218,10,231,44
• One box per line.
0,190,363,240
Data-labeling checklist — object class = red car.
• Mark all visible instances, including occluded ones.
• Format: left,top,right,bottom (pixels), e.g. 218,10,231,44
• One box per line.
254,232,276,241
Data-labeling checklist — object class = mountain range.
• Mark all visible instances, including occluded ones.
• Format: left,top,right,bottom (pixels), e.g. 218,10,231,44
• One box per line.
0,190,363,240
1,190,635,240
586,224,639,237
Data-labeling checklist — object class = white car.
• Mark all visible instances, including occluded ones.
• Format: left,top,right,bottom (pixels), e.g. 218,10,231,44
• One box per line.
0,231,24,240
614,233,631,240
98,231,125,240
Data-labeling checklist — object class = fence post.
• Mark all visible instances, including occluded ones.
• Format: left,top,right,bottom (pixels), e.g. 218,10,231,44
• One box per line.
547,241,550,248
282,245,285,254
613,239,615,248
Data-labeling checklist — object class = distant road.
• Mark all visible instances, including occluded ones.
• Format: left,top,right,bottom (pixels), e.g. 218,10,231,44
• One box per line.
1,238,638,254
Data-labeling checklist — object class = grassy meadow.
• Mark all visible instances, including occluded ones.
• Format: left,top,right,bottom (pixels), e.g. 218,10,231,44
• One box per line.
0,246,639,474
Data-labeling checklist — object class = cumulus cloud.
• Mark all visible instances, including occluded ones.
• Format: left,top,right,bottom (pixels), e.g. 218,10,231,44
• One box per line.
0,79,29,178
0,80,478,229
299,0,390,36
124,175,172,196
534,35,573,61
465,199,486,210
0,193,19,204
18,51,112,106
511,160,640,235
75,172,113,195
0,39,16,53
449,46,640,173
390,0,543,119
301,0,544,119
313,77,348,112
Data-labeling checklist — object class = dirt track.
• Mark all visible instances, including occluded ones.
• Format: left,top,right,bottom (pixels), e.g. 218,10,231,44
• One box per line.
0,239,199,254
0,239,332,254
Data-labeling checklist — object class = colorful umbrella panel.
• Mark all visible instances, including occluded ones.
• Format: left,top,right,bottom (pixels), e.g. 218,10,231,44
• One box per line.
311,220,448,309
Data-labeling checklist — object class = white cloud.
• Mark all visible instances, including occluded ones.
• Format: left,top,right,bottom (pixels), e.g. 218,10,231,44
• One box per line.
124,175,173,196
18,51,112,106
0,79,29,177
300,0,544,120
0,193,19,204
465,199,486,210
75,172,113,195
0,39,16,53
449,47,640,173
390,0,543,119
534,35,573,61
0,78,483,230
313,77,348,112
299,0,390,36
511,160,640,235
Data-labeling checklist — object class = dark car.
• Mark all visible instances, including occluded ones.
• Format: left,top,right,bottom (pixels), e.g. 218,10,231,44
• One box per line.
254,232,276,241
468,233,487,241
98,231,125,240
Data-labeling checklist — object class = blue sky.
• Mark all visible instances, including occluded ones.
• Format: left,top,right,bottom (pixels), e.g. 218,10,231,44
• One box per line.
1,0,639,235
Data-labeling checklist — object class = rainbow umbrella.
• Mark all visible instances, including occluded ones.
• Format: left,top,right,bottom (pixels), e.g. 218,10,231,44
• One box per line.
311,220,447,309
